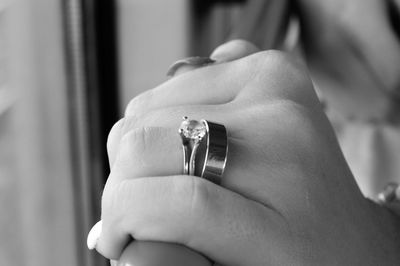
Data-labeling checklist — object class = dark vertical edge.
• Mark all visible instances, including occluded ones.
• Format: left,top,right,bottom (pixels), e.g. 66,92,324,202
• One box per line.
80,0,119,262
189,0,213,56
61,0,118,265
60,1,89,265
78,4,105,265
189,0,246,55
81,0,119,184
93,0,120,176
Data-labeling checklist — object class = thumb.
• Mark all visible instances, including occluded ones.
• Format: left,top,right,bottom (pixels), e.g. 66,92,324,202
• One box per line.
210,39,260,62
167,39,260,77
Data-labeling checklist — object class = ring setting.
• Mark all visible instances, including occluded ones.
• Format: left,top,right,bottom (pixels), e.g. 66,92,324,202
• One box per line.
179,116,228,184
179,116,207,176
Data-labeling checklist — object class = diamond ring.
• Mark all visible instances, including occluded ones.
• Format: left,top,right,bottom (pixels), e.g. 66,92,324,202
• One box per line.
179,116,207,176
179,116,228,184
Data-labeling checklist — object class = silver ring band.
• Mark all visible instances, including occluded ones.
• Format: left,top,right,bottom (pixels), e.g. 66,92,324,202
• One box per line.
179,117,228,185
181,137,201,176
200,120,228,184
181,144,190,175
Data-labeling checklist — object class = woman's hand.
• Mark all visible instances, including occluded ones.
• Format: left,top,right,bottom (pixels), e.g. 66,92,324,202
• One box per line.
94,40,400,265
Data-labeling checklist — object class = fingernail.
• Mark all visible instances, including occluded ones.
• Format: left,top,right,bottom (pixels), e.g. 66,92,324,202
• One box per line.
87,220,102,250
166,56,215,77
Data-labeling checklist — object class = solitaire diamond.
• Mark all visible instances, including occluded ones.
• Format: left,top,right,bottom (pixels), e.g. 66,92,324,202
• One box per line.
179,117,206,140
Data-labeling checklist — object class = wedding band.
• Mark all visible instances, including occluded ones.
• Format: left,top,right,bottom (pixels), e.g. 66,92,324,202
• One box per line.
200,119,228,184
179,117,228,185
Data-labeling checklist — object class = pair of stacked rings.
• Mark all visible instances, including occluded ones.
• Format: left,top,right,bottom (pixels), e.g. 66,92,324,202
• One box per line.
179,116,228,184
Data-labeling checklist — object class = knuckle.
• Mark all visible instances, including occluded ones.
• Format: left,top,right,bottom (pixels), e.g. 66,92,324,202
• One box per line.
125,90,153,116
119,127,153,161
125,98,139,116
253,50,308,80
278,100,323,145
239,50,317,106
118,127,165,168
101,180,121,218
107,118,125,154
243,50,288,70
120,115,140,136
119,112,159,138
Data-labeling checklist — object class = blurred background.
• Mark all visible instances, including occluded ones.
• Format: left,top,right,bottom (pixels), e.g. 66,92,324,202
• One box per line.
1,0,399,265
0,0,292,265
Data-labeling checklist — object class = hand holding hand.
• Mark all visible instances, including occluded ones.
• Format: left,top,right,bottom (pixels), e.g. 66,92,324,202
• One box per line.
92,40,400,265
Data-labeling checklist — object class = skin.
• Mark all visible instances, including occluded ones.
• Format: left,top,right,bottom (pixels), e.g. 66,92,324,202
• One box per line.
296,0,400,121
94,40,400,265
92,1,400,265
